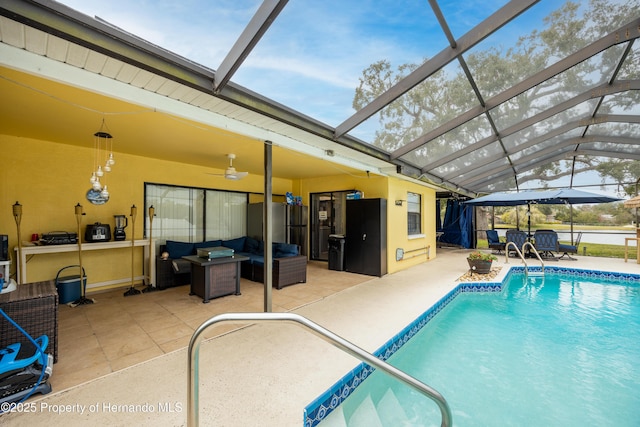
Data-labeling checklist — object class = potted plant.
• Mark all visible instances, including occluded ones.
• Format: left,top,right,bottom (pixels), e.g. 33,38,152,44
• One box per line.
467,251,498,274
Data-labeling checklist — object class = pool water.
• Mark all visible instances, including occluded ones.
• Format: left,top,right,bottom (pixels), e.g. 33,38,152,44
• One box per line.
317,271,640,427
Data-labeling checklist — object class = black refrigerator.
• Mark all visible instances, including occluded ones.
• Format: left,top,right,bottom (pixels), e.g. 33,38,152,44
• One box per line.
345,198,387,277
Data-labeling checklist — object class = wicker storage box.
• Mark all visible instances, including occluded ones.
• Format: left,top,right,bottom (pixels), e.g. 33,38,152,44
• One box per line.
252,255,307,289
0,280,58,363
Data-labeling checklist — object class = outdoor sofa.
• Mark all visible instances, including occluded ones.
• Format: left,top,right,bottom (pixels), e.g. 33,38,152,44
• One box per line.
157,237,307,290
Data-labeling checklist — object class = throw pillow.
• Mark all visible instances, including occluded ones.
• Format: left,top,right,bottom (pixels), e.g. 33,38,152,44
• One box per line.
223,237,246,253
274,243,299,258
244,236,260,254
165,240,195,258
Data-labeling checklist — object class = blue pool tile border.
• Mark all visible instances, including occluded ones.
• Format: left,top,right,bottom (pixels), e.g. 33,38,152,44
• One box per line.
303,266,640,426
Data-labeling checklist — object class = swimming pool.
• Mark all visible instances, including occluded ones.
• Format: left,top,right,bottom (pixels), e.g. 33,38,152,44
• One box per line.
305,267,640,427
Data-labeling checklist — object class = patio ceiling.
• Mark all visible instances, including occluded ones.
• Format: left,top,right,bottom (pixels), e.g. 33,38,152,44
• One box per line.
0,0,639,197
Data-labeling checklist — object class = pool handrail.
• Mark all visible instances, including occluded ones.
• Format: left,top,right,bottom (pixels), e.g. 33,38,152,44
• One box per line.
505,242,544,276
187,312,453,427
505,241,526,266
522,241,545,275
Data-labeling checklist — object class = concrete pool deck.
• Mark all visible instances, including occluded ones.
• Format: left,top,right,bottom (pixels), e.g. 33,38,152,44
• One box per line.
1,249,638,426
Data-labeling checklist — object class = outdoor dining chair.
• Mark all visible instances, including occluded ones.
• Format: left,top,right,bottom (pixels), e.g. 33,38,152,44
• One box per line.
533,230,559,260
505,229,527,256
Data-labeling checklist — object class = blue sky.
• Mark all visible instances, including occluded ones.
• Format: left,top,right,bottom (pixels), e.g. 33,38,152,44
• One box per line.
54,0,558,127
51,0,626,197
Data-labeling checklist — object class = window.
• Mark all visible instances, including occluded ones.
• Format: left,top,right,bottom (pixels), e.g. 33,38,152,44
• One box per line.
205,191,247,240
145,183,247,251
407,192,421,235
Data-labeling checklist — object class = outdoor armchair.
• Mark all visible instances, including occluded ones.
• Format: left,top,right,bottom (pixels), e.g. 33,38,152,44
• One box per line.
486,230,506,254
558,232,582,260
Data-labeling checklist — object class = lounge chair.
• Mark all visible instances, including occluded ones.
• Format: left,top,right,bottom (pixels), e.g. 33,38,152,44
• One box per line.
558,232,582,260
533,230,559,260
505,230,527,256
486,230,506,254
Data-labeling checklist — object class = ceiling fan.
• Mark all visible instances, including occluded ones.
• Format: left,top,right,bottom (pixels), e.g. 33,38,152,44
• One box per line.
210,153,248,180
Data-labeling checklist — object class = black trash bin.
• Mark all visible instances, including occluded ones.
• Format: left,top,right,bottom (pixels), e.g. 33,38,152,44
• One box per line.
328,234,345,271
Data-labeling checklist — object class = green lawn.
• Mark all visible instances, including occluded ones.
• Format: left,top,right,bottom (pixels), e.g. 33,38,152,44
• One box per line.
477,238,637,260
477,224,638,259
478,239,637,259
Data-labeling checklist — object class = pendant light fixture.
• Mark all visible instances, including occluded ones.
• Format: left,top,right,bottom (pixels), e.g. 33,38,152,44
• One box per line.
87,119,115,204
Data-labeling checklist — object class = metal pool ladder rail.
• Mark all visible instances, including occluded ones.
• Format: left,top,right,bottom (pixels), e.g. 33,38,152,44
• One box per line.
505,242,545,276
187,312,453,427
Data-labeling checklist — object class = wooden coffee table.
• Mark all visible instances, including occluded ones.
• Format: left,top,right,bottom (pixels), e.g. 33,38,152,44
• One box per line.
182,254,249,303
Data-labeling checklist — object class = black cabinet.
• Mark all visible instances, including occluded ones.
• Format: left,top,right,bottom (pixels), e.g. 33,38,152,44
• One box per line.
345,198,387,277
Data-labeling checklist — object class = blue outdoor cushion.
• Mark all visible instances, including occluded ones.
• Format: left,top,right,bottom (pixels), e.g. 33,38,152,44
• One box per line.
223,237,246,252
244,236,261,254
274,243,299,258
250,255,264,266
165,240,195,258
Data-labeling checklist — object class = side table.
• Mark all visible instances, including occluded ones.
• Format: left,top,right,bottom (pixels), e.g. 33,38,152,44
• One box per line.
0,280,58,363
624,237,639,264
183,254,249,303
155,256,174,290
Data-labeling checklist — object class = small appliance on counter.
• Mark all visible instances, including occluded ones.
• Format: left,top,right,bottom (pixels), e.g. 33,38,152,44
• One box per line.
41,231,78,245
113,215,128,241
84,222,111,242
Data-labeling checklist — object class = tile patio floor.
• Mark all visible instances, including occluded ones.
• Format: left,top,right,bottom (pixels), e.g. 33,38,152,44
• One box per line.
52,260,372,392
2,249,638,426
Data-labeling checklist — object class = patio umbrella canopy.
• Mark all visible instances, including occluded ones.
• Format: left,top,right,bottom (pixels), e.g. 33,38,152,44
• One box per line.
464,189,622,206
463,188,623,241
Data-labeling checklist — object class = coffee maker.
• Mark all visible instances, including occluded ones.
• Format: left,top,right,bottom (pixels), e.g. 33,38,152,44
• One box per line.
113,215,128,241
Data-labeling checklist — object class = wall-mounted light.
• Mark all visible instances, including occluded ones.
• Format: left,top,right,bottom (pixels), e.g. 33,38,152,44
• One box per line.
395,200,406,206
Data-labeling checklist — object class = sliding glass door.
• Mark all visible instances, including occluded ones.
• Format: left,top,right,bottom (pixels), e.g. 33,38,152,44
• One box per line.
144,183,247,252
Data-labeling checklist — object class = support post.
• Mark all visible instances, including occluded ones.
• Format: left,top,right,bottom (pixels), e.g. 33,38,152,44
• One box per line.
263,141,273,312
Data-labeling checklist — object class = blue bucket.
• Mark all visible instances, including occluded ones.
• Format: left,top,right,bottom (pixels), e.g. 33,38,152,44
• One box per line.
55,266,86,304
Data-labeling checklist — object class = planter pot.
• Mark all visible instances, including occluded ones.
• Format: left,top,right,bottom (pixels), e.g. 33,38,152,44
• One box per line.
467,259,493,274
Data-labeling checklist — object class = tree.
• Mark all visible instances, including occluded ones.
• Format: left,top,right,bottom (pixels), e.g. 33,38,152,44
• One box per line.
500,206,546,228
353,0,640,195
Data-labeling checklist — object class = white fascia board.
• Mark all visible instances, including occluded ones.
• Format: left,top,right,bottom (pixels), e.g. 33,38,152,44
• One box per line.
0,42,391,176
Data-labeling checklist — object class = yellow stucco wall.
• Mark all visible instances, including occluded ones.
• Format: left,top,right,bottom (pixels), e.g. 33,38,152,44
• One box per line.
296,172,437,274
0,135,291,289
386,177,437,273
1,134,437,290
